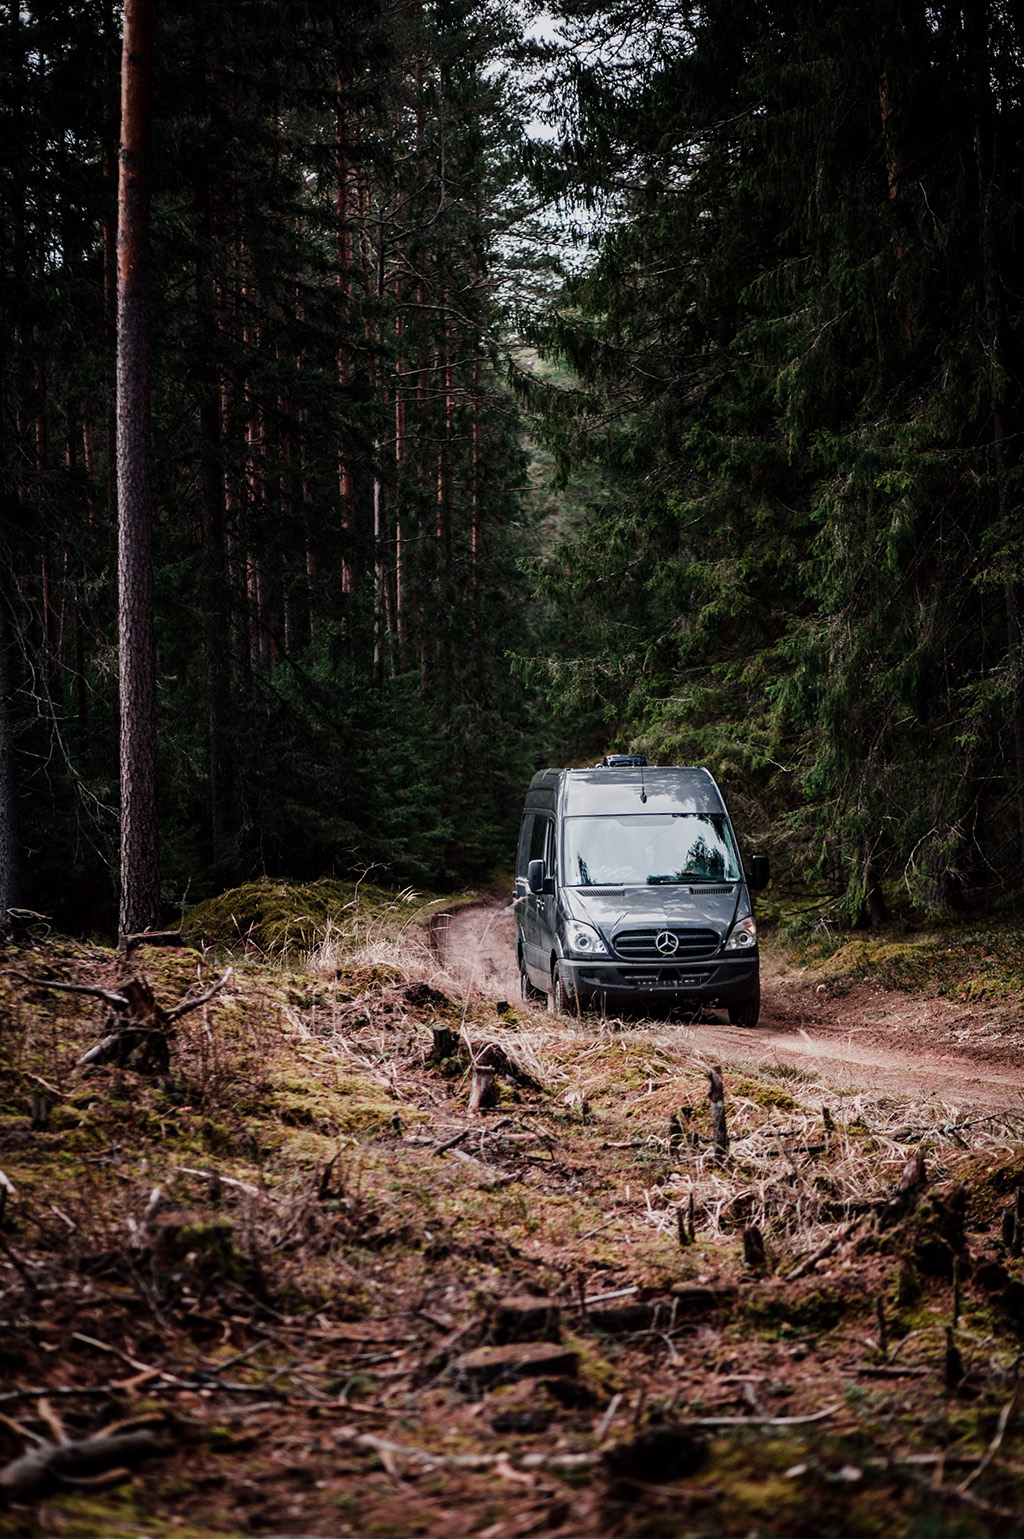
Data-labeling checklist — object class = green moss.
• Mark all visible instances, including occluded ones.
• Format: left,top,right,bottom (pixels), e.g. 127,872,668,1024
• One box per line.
777,911,1024,1008
732,1074,799,1111
744,1287,845,1337
183,877,413,954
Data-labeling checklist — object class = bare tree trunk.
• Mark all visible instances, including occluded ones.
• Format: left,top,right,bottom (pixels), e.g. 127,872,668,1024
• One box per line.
336,90,358,603
0,577,18,916
394,298,407,662
966,0,1024,874
115,0,160,936
196,172,233,869
103,0,120,543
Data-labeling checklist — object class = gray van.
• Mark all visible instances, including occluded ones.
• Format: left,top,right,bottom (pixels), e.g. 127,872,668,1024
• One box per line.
514,757,769,1024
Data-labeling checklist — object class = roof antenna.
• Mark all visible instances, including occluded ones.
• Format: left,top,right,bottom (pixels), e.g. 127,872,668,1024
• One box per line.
639,763,647,804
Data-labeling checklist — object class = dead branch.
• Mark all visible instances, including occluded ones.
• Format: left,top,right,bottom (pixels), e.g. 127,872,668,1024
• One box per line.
74,971,231,1074
435,1128,470,1155
678,1403,842,1429
333,1425,598,1475
0,1385,127,1405
958,1391,1018,1492
120,929,185,956
174,1166,268,1199
0,1430,161,1499
6,972,128,1009
164,968,233,1022
784,1217,862,1281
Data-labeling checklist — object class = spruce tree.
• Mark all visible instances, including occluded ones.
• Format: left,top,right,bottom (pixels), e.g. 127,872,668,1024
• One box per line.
525,0,1024,913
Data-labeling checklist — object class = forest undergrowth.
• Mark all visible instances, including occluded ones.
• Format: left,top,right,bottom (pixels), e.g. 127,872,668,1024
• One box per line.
2,885,1024,1537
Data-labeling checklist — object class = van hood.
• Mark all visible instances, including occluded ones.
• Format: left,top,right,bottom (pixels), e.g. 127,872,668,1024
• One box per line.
564,883,743,941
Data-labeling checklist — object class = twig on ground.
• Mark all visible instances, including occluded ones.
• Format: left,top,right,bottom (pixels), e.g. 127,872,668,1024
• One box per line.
175,1166,268,1199
595,1393,623,1441
958,1390,1018,1493
784,1217,861,1281
682,1403,842,1429
434,1128,473,1154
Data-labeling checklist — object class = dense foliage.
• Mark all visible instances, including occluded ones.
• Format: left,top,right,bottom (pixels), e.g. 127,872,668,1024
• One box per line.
8,0,1024,930
523,0,1024,918
0,0,542,927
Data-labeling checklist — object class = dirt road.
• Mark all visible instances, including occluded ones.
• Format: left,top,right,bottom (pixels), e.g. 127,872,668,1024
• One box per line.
437,899,1024,1110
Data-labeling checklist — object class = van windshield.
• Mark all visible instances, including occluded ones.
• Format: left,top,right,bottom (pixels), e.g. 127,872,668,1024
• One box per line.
563,814,741,887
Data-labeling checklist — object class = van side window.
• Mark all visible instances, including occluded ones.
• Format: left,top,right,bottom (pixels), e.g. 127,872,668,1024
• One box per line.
529,815,552,869
516,815,534,877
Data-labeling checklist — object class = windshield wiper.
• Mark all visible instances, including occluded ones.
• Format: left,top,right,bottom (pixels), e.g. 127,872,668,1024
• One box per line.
647,872,733,885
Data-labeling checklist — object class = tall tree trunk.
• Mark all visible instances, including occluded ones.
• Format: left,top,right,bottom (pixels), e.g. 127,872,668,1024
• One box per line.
103,0,120,542
0,578,17,917
116,0,160,935
196,198,234,868
966,0,1024,874
336,89,358,603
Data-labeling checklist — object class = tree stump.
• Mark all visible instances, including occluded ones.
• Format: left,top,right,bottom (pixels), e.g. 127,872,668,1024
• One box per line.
742,1224,767,1272
430,1026,459,1064
467,1042,506,1114
467,1066,497,1115
12,967,231,1078
708,1065,728,1158
491,1295,561,1344
452,1341,578,1392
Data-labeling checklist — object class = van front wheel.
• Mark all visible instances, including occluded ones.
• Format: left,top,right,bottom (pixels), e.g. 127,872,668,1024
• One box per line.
728,986,761,1028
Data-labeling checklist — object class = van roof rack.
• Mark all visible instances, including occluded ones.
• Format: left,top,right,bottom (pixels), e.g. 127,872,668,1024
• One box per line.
602,754,648,767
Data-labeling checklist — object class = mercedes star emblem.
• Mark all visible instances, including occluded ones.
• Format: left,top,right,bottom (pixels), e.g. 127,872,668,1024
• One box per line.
655,930,679,956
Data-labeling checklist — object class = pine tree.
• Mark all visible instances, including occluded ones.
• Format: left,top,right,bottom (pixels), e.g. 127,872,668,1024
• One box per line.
0,0,544,925
116,0,160,935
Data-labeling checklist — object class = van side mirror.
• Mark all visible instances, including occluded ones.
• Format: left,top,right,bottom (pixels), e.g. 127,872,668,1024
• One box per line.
747,855,770,891
527,859,555,895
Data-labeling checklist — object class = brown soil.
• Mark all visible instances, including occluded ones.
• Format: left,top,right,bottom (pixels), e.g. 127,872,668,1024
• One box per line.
440,901,1024,1110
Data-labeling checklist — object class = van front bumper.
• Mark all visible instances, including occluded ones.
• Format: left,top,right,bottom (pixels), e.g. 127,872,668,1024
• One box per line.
558,956,758,1010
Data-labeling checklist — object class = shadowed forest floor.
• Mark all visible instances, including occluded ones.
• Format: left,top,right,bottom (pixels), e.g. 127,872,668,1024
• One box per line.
3,888,1024,1537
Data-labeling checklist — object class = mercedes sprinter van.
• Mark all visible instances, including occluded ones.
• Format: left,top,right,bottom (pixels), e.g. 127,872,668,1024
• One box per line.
514,758,769,1024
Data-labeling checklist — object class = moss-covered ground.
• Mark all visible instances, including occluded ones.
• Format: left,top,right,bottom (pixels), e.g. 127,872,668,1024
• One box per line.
769,893,1024,1010
2,883,1024,1536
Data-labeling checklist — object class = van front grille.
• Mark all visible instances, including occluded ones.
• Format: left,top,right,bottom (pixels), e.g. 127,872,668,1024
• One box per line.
613,926,720,962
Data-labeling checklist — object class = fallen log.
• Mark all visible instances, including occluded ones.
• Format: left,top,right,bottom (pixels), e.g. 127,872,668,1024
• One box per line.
119,929,186,957
0,1430,160,1500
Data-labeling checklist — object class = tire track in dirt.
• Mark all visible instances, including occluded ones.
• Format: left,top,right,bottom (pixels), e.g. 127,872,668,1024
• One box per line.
439,899,1024,1111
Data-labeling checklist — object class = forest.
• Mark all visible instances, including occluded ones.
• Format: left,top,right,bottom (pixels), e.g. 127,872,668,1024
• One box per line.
8,8,1024,1538
3,0,1024,929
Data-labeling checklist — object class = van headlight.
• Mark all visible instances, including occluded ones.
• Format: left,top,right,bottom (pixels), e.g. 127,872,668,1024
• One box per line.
565,922,610,956
724,915,757,950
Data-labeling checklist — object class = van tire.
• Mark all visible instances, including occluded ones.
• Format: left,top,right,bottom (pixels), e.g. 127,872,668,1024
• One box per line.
520,962,544,1004
728,986,760,1028
550,965,577,1018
